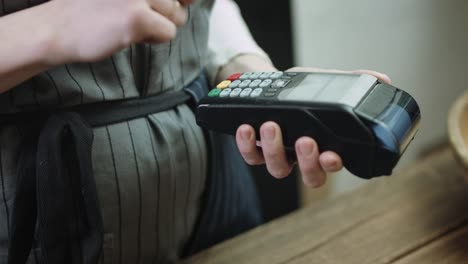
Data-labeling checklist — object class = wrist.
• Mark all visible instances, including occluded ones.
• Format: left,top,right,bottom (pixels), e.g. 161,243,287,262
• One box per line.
0,1,70,91
24,0,82,67
36,1,74,67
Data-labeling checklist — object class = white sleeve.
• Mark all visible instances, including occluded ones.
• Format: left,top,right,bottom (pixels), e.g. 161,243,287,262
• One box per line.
205,0,272,84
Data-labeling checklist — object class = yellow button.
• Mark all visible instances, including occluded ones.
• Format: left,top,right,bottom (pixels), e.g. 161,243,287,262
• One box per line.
216,80,232,89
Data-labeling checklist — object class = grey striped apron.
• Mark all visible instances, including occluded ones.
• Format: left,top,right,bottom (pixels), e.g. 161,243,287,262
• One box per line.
0,0,263,263
3,74,263,264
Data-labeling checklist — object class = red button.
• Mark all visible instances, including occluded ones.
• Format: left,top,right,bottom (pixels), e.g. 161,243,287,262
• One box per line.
227,73,242,81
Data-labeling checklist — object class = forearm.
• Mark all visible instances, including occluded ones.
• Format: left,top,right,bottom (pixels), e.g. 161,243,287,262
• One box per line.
0,2,61,93
207,0,275,84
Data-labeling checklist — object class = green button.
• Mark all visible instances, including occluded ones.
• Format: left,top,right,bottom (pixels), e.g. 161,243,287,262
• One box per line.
208,89,222,97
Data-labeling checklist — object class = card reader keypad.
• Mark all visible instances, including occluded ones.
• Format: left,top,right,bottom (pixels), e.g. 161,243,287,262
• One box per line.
209,72,294,99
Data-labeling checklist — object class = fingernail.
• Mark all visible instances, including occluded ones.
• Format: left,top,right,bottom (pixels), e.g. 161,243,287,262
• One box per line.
240,127,252,141
385,75,392,83
262,125,275,141
326,160,339,171
299,141,313,156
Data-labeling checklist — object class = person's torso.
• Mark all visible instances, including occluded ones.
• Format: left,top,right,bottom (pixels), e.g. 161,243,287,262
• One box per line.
0,1,214,263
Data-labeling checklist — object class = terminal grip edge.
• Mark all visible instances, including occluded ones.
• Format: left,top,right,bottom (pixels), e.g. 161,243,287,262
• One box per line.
196,104,379,179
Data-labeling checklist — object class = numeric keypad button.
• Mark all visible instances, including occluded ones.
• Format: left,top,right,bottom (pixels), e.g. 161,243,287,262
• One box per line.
260,72,273,79
250,88,263,97
230,88,242,97
249,79,262,88
239,72,253,80
219,88,232,97
250,72,263,79
272,79,291,88
240,88,253,97
208,89,222,97
216,80,231,89
229,80,242,88
259,79,273,88
270,72,284,79
239,80,252,88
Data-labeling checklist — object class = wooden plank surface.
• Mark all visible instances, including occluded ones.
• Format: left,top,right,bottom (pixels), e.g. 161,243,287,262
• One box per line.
183,148,468,264
394,225,468,264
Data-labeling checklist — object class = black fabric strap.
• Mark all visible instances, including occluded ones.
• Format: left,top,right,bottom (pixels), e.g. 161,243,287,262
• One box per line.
6,74,209,264
0,90,190,128
8,113,104,264
35,113,103,264
73,90,190,127
7,127,39,264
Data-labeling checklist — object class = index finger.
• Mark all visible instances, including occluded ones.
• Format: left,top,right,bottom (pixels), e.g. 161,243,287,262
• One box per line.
351,69,392,84
287,67,392,84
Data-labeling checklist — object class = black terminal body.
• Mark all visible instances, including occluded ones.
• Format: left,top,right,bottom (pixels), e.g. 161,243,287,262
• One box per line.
196,72,421,179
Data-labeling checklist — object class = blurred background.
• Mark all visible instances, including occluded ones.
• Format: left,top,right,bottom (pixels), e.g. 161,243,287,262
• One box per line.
234,0,468,219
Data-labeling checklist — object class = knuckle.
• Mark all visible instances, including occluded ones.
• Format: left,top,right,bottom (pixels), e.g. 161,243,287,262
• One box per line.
125,7,143,29
158,24,177,42
263,148,282,160
174,10,188,26
121,7,177,44
301,167,317,178
240,150,263,166
122,7,144,42
300,164,320,176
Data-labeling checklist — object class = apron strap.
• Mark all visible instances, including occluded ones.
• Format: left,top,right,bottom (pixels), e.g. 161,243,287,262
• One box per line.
8,113,104,264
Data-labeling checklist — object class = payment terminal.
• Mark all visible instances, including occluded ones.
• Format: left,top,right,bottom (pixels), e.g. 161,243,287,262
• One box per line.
196,72,421,179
